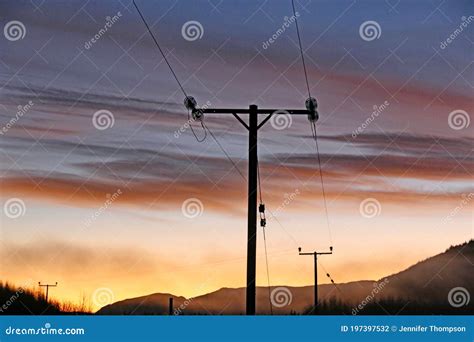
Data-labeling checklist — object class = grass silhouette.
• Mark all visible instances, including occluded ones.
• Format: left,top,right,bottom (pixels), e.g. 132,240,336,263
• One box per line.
0,282,91,315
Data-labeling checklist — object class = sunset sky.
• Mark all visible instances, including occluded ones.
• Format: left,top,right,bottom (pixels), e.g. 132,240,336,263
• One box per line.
1,0,472,311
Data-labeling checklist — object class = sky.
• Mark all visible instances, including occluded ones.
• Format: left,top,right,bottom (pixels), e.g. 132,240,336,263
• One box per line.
0,0,473,311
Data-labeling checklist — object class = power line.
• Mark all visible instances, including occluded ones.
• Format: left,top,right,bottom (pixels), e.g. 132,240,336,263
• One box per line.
134,0,248,158
310,121,333,245
203,121,247,181
133,0,188,98
257,159,273,315
318,260,344,297
134,0,209,145
292,0,333,246
188,109,207,142
291,0,311,98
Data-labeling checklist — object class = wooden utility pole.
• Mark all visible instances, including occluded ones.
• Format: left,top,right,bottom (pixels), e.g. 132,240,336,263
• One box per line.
298,247,332,313
169,297,174,315
132,0,324,317
38,282,58,302
187,99,318,315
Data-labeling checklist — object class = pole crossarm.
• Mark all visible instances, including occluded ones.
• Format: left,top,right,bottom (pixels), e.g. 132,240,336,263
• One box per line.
299,249,333,256
199,107,314,131
200,108,311,115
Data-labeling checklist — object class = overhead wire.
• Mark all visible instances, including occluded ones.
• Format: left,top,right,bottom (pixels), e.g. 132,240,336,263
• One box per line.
310,122,333,245
188,110,207,142
202,121,247,181
291,0,311,98
133,0,188,98
133,0,211,143
318,260,344,297
291,0,333,246
257,159,273,315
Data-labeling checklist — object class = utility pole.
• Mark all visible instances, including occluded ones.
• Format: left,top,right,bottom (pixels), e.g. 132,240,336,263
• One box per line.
186,97,319,315
132,0,322,316
298,246,332,314
38,282,58,303
169,297,174,315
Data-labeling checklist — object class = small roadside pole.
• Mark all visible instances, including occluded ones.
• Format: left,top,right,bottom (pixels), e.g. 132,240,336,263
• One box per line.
169,297,174,315
38,282,58,302
298,247,333,314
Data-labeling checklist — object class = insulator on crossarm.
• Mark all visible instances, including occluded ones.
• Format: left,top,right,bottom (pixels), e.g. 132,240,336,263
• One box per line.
305,97,319,122
184,96,204,121
192,108,204,121
307,110,319,122
184,96,197,110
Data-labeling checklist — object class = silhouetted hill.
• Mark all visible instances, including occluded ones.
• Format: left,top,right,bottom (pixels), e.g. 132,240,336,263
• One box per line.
380,240,474,303
97,293,188,315
97,240,473,315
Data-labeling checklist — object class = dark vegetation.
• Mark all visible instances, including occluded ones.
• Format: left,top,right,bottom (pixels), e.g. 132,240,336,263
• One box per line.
304,297,473,315
0,282,90,315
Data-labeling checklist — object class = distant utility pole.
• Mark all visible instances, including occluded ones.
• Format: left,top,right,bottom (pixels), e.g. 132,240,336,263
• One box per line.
169,297,174,315
298,246,333,313
38,282,58,302
186,98,318,315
